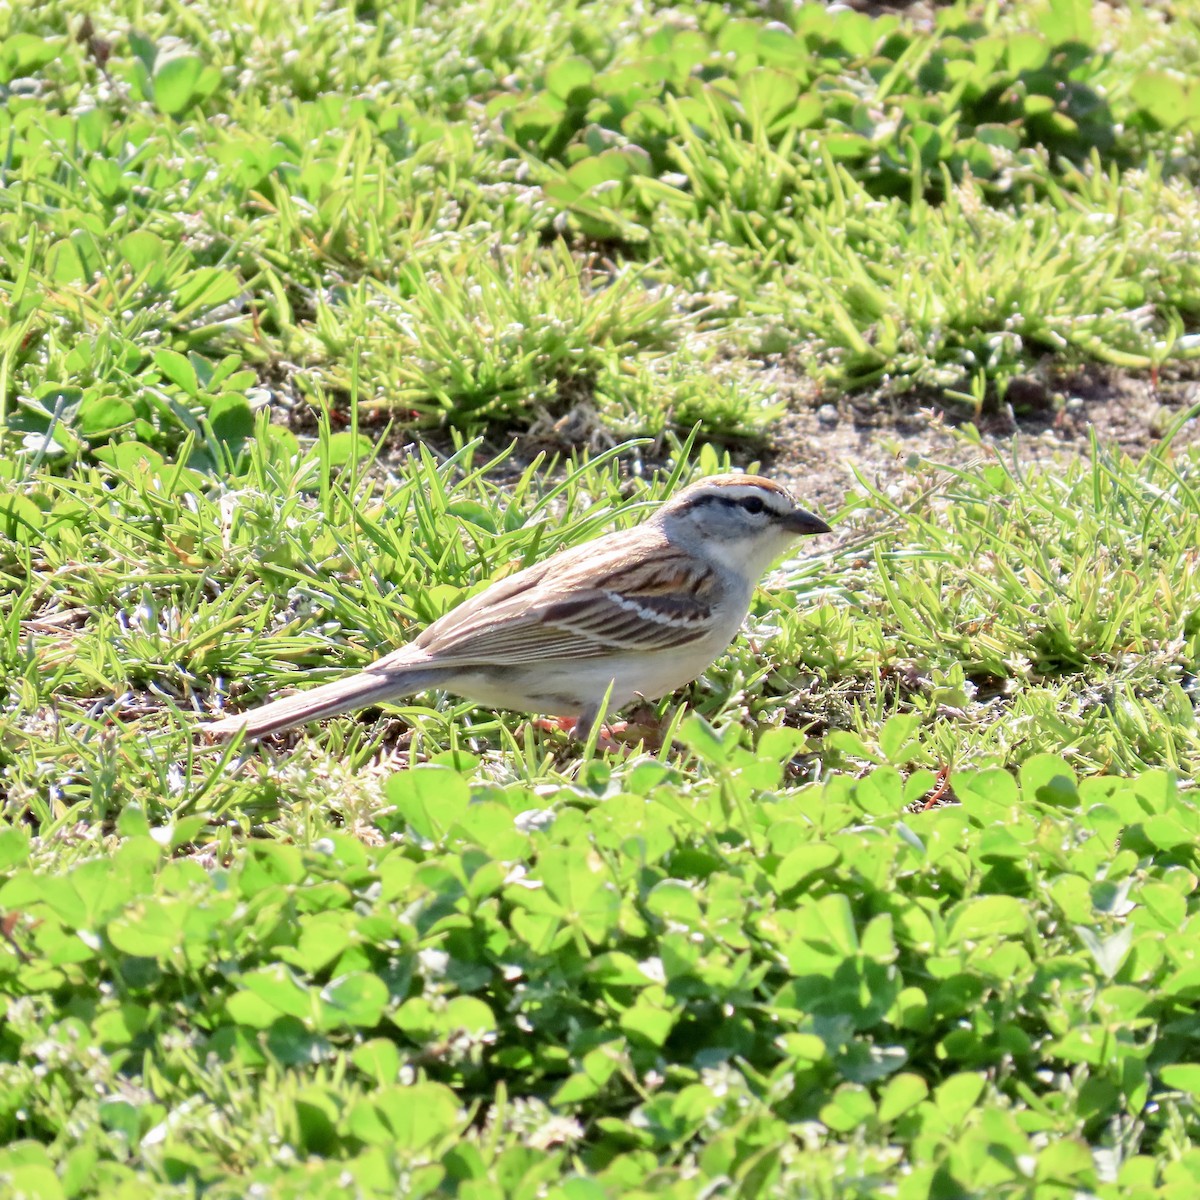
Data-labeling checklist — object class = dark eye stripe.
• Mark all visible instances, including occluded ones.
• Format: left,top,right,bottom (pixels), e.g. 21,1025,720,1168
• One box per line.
686,492,781,516
682,494,734,511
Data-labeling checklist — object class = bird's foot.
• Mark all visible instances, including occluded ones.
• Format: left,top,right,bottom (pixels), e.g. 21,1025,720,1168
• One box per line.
531,716,629,753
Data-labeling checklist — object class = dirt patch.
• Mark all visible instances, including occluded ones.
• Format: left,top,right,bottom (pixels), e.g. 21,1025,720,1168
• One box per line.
758,365,1200,514
276,362,1199,519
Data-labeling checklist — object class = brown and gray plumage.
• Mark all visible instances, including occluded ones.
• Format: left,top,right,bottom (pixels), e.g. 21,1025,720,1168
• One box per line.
203,474,831,741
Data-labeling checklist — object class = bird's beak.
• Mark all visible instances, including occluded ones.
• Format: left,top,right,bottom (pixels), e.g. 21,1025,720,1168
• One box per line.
782,507,832,536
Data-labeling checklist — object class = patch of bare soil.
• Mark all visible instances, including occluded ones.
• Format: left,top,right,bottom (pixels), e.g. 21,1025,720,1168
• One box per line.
757,365,1200,514
321,365,1199,521
272,357,1199,522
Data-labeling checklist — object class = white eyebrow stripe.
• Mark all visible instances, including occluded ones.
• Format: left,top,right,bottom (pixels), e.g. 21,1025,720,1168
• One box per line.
690,486,791,512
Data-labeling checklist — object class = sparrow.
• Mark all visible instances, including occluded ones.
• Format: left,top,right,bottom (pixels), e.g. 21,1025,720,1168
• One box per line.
204,474,831,741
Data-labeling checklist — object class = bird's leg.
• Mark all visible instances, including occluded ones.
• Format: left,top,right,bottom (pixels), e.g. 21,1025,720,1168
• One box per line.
571,707,597,745
571,706,630,750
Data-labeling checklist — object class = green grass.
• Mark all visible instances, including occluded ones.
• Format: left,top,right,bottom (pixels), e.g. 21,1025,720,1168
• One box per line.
3,0,1200,1196
5,418,1200,1196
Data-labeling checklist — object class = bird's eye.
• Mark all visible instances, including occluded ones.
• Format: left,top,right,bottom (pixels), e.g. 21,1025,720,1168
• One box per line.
740,496,765,515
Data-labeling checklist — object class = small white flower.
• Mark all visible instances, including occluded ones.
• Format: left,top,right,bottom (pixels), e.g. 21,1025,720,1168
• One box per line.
417,948,450,978
513,808,555,834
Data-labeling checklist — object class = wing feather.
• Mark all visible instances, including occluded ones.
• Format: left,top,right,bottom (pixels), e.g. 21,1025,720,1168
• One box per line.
404,532,719,667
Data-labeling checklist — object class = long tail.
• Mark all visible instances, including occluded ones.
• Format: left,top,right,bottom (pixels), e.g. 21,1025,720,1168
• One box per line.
203,666,440,739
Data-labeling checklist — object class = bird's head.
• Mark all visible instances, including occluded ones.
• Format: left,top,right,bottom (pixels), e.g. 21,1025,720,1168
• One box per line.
654,474,831,576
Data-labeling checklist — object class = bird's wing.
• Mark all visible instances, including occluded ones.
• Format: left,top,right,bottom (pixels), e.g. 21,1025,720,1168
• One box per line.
385,535,719,668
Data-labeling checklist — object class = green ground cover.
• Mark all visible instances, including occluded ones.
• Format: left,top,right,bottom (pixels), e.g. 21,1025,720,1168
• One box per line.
3,0,1200,1195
